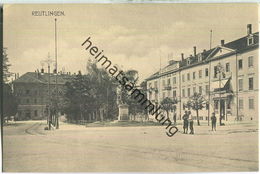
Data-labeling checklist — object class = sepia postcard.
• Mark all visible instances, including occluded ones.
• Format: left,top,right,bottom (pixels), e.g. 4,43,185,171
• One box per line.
2,3,259,172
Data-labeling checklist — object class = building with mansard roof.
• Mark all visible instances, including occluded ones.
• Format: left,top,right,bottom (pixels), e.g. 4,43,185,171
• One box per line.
146,24,259,122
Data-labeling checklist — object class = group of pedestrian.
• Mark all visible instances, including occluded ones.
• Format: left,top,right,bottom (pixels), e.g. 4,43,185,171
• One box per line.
181,111,217,134
182,110,194,134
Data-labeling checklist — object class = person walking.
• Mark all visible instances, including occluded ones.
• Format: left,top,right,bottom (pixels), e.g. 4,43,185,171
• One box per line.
182,111,189,134
188,111,194,134
211,112,217,131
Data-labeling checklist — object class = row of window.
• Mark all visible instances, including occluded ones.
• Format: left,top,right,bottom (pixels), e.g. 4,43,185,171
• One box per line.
16,89,39,95
181,85,209,97
148,56,254,89
238,56,254,70
182,68,208,82
213,56,254,78
17,89,45,96
148,77,177,89
157,85,210,99
162,77,176,87
151,76,255,95
239,98,255,110
18,110,39,117
151,94,255,112
238,77,254,91
17,89,63,96
183,103,209,110
213,63,230,78
19,98,44,104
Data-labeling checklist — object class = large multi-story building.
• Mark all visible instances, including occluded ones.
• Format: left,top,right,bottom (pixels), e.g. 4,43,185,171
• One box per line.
146,24,258,122
12,71,74,120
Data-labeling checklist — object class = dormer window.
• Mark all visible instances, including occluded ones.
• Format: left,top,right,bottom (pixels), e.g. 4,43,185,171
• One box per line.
187,58,190,65
198,53,202,62
247,36,254,46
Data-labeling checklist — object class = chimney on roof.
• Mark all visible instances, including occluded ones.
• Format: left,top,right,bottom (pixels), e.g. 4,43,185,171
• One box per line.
247,24,252,35
36,69,40,78
181,53,184,61
221,40,225,46
193,46,196,57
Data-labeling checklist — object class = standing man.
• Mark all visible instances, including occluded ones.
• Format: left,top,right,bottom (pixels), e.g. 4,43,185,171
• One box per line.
173,112,177,125
182,111,189,134
211,112,217,131
188,111,194,134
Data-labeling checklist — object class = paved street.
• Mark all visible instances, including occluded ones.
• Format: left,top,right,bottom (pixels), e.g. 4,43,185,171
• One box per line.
3,120,258,172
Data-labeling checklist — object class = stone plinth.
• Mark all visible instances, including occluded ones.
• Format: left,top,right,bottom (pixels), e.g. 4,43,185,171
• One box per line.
118,104,129,121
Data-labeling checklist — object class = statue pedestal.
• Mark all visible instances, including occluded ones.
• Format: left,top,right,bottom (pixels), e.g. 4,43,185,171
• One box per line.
118,104,129,121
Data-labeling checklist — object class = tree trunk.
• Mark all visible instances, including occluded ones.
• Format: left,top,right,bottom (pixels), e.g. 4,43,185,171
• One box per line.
196,110,200,126
56,115,59,129
53,112,56,126
100,108,104,122
80,109,83,120
96,110,99,121
51,114,55,126
219,114,222,126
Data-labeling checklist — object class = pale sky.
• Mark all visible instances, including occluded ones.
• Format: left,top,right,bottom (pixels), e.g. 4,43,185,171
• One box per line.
4,4,259,82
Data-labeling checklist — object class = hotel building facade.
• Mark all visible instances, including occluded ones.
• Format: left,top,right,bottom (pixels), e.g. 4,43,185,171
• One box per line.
146,24,259,122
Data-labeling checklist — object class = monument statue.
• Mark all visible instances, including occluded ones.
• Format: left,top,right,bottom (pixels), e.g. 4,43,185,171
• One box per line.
117,85,129,121
116,69,139,121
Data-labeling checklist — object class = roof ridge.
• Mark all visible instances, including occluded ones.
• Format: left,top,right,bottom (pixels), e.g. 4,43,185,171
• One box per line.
13,71,74,84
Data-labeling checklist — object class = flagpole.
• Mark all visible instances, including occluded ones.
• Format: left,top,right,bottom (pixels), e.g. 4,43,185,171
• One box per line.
159,49,162,102
54,18,59,129
210,30,212,49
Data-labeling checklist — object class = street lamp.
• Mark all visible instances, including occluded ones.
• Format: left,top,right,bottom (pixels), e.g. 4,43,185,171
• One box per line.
41,53,55,129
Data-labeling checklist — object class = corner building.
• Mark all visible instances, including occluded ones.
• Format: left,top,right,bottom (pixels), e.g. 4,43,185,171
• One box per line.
13,72,74,120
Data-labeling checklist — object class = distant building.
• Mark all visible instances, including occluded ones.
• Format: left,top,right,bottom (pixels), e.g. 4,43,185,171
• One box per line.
146,24,259,122
12,71,74,120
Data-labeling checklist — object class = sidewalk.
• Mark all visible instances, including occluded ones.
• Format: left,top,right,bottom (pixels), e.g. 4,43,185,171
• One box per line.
179,121,258,135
